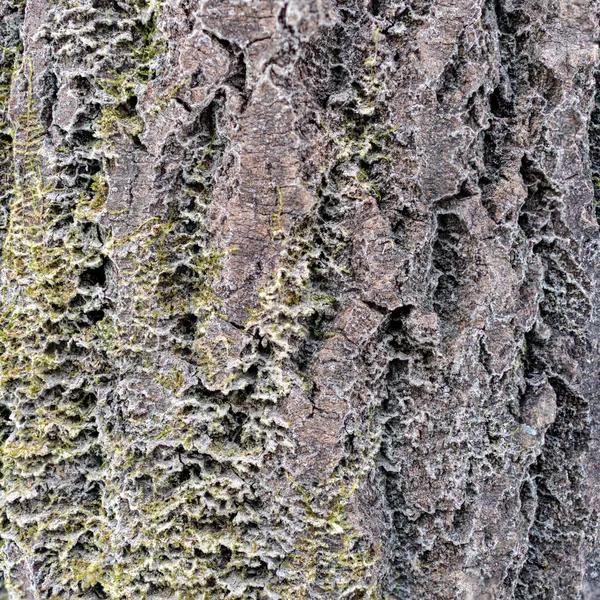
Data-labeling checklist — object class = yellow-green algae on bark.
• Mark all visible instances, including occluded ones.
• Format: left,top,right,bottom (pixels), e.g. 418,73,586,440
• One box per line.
0,1,390,597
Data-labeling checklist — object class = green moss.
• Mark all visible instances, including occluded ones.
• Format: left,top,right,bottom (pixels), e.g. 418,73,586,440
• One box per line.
94,0,165,155
148,76,191,116
74,171,107,220
0,55,111,597
95,104,144,157
103,203,232,366
249,28,393,596
0,44,21,124
153,366,184,393
279,410,383,598
270,186,285,241
0,7,389,599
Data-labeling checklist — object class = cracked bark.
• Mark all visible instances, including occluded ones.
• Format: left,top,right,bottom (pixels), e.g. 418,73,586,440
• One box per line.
0,0,599,598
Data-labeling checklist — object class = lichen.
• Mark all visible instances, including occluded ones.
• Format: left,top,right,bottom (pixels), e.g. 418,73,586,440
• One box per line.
0,57,110,597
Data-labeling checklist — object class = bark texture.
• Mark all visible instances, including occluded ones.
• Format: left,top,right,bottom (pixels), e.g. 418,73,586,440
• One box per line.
0,0,599,598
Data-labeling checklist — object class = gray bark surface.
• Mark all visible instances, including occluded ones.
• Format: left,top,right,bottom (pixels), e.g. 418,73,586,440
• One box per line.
0,0,599,598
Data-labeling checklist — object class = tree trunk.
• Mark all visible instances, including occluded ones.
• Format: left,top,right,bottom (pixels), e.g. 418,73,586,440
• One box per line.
0,0,599,598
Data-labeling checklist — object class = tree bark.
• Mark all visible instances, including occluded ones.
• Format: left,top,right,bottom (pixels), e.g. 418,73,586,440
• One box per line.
0,0,599,598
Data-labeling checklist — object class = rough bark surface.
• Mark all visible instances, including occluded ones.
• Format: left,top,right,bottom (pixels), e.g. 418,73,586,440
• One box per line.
0,0,599,598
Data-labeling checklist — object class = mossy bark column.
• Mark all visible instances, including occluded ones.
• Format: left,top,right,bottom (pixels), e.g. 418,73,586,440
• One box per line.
0,0,599,599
